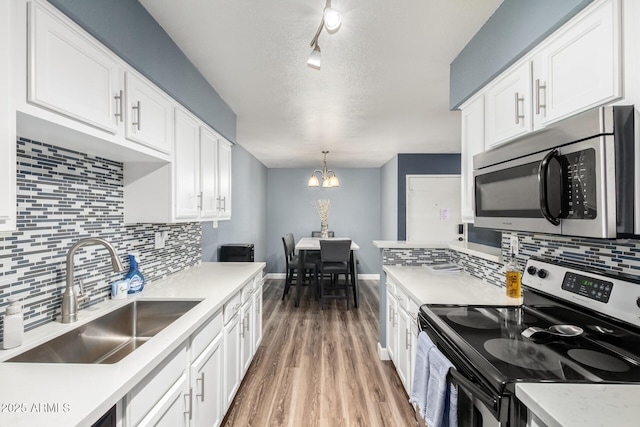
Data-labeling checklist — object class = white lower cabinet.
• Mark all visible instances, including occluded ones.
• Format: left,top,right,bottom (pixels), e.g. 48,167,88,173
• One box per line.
127,344,189,427
223,292,242,410
386,277,420,396
124,270,264,427
190,333,224,427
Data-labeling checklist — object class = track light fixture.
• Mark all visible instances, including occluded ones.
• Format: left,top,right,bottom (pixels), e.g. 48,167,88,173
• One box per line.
307,0,341,69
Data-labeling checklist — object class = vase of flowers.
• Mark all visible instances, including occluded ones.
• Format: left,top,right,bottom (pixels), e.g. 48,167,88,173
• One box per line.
312,199,331,238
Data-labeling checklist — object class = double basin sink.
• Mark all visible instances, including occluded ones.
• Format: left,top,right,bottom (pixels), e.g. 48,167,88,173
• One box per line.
9,300,201,364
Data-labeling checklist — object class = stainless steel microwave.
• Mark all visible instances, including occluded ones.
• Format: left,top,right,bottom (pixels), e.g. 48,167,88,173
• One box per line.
473,105,637,238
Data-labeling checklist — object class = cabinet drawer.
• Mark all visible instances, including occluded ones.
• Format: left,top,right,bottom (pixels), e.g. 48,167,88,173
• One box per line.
191,309,222,361
223,291,241,324
128,343,188,427
241,281,254,304
386,277,397,295
395,286,409,311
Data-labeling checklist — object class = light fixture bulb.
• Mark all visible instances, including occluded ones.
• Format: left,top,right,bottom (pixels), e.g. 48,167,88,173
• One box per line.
329,175,339,187
322,178,331,188
323,7,341,31
307,43,321,69
308,175,320,187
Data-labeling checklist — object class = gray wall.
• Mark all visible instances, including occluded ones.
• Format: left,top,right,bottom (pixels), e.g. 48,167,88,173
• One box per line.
266,168,381,275
202,144,268,263
397,154,461,240
380,155,398,241
48,0,236,142
450,0,594,109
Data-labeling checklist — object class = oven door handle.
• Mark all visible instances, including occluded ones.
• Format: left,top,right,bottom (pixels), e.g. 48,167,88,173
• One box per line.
538,149,561,226
447,368,498,416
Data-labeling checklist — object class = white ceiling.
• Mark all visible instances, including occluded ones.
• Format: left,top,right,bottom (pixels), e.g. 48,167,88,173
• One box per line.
140,0,502,168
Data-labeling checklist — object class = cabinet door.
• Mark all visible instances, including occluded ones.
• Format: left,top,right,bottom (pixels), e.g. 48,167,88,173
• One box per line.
199,127,218,220
137,373,189,427
29,2,120,133
216,139,232,220
484,61,532,149
223,314,241,409
386,289,397,362
460,95,484,223
0,0,15,232
533,0,620,128
396,308,410,392
174,109,201,219
409,313,419,397
240,300,253,375
191,333,223,427
125,72,173,154
252,284,263,351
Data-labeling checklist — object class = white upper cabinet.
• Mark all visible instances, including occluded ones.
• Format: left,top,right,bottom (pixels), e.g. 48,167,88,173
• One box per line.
199,127,219,220
460,95,484,223
216,139,232,221
28,1,120,134
484,61,532,149
0,0,16,232
174,108,202,220
125,72,174,154
532,0,621,128
467,0,621,152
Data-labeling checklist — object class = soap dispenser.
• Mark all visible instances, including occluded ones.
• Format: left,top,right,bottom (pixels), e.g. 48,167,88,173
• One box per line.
3,297,24,349
126,252,145,294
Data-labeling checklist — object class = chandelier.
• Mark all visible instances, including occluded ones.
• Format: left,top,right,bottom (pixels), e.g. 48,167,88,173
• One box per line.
308,151,339,188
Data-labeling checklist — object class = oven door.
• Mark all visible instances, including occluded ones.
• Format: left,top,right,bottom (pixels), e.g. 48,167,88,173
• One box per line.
417,312,526,427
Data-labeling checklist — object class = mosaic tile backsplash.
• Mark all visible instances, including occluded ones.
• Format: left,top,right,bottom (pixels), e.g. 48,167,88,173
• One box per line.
383,232,640,289
0,138,201,343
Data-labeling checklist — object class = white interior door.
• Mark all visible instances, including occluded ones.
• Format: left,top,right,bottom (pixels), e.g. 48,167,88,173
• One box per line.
407,175,461,242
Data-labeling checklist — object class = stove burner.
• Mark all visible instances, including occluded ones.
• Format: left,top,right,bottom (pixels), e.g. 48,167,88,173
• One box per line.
446,308,500,329
483,338,562,371
567,349,630,373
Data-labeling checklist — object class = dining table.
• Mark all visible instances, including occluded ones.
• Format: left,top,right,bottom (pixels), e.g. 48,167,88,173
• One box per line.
294,237,360,308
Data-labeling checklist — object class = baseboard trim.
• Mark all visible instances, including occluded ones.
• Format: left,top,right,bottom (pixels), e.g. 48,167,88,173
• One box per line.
265,273,379,280
377,342,390,360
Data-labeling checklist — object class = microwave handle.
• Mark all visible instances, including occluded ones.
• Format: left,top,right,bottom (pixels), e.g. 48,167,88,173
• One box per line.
538,149,561,226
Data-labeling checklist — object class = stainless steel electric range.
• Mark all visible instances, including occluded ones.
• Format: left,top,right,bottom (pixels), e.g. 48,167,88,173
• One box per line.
418,257,640,427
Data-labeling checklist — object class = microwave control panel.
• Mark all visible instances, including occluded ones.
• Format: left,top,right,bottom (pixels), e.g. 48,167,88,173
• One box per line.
563,149,597,219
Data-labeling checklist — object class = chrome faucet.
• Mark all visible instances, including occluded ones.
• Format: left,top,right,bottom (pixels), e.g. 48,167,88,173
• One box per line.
61,237,125,323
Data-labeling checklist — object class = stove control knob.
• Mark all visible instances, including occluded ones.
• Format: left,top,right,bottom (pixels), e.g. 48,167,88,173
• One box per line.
537,269,548,279
527,266,538,275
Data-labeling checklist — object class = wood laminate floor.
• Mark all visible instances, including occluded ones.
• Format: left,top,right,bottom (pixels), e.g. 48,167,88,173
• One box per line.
222,278,416,427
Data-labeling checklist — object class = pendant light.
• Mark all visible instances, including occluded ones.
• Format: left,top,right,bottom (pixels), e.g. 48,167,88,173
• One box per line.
308,151,339,188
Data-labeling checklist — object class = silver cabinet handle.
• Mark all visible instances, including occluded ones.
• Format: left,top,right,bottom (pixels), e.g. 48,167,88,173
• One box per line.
132,100,141,130
184,387,193,420
393,311,398,327
196,373,205,401
221,196,226,212
197,192,203,210
535,79,546,115
114,90,123,122
406,329,411,350
388,305,393,323
216,196,221,212
514,92,525,124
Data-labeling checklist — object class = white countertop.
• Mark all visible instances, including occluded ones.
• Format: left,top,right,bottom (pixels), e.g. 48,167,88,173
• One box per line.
0,262,265,427
516,383,640,427
383,265,516,306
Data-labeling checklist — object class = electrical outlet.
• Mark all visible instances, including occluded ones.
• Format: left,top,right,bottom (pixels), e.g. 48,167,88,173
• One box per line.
154,231,165,249
510,235,519,256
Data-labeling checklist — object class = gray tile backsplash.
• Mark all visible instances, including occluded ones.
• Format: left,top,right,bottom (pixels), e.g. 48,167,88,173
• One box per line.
0,138,201,342
382,233,640,289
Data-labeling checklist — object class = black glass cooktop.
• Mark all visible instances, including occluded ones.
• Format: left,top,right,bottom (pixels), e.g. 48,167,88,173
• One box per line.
420,300,640,388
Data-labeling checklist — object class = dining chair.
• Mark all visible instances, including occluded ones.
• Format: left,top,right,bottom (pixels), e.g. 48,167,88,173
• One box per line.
315,239,352,309
281,233,317,300
311,231,335,237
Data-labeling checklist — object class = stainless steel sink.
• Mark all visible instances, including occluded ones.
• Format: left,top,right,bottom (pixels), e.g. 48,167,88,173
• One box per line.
9,300,201,364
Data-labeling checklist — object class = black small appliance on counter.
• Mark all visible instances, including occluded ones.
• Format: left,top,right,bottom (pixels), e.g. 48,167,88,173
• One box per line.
219,244,254,262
